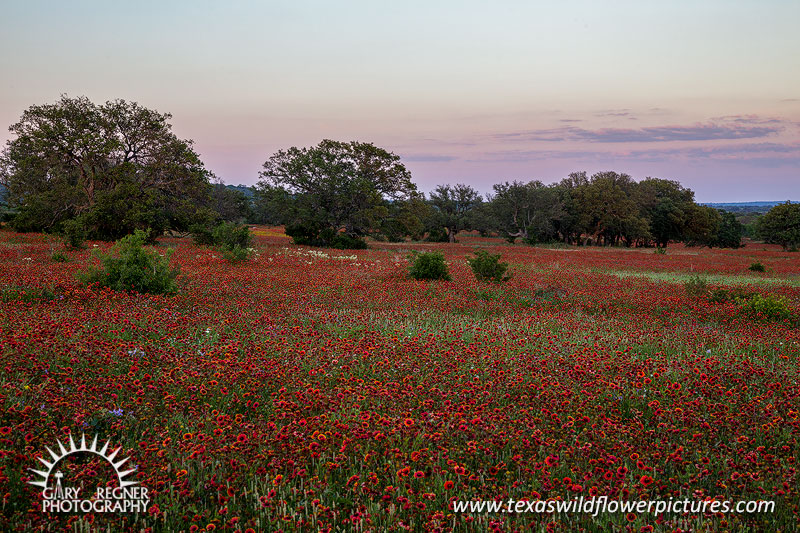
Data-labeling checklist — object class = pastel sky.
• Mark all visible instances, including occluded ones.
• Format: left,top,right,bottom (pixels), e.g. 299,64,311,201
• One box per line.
1,0,798,202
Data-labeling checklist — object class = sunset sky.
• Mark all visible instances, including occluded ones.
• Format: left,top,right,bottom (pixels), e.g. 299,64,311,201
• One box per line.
1,0,798,202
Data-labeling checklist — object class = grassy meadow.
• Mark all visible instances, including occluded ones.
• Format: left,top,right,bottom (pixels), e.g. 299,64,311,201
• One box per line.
1,227,798,532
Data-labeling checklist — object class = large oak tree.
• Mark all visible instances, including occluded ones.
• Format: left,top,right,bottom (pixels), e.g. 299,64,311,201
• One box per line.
0,95,213,239
758,202,800,250
490,180,563,243
428,183,482,243
257,139,419,247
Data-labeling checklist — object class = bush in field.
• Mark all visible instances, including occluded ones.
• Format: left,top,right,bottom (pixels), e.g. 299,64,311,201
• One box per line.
221,245,252,263
467,250,511,283
285,223,368,249
78,230,178,294
707,287,754,304
190,223,216,246
61,219,86,249
213,222,252,250
192,222,254,261
318,228,368,250
283,222,319,246
707,288,730,304
749,262,766,272
408,251,451,281
736,293,792,321
50,250,69,263
331,234,368,249
425,227,450,243
684,275,709,298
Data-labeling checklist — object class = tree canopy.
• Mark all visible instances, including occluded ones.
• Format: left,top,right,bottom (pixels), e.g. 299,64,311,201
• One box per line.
429,172,743,248
0,100,752,251
210,182,252,223
757,202,800,250
428,183,482,242
257,139,418,247
0,95,212,240
489,180,563,244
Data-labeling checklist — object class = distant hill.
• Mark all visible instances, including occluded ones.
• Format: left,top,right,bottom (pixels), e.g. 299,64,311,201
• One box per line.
704,201,793,208
223,184,255,198
703,201,794,215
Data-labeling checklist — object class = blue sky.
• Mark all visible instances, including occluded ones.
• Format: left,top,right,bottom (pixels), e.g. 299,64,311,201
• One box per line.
1,0,798,201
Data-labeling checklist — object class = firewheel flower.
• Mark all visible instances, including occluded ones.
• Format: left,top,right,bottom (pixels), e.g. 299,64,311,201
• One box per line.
2,220,795,531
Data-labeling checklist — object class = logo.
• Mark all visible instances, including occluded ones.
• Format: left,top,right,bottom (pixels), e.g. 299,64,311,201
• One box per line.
28,433,150,513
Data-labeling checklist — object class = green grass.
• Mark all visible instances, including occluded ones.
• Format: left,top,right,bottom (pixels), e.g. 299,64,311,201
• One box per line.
0,285,56,303
593,268,800,287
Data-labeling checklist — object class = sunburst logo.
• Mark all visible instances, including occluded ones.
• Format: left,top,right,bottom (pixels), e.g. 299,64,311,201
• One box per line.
27,433,150,514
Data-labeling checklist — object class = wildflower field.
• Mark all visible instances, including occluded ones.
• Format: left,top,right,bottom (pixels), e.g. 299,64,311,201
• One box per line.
1,227,799,532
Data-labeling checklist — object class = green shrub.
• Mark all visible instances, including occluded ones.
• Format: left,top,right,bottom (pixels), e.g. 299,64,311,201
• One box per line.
51,250,69,263
192,222,255,261
467,250,511,283
708,287,755,304
61,218,86,249
737,293,792,321
285,221,322,246
192,222,252,249
213,222,252,250
322,230,367,250
408,251,451,281
78,230,179,294
190,223,216,246
707,288,728,304
221,244,253,263
748,262,766,272
285,223,367,249
684,275,709,298
379,219,407,243
425,227,449,243
522,230,537,246
654,247,667,255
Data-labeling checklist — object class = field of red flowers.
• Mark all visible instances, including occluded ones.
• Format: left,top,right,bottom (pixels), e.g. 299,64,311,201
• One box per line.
1,227,799,532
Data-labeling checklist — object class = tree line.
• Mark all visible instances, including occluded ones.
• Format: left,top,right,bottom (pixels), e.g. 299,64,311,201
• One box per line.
2,96,798,250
